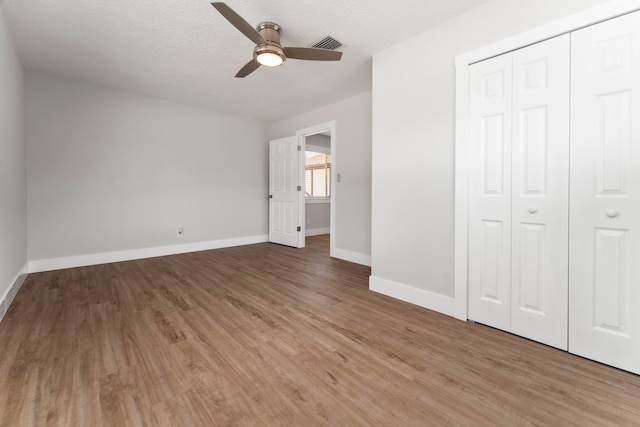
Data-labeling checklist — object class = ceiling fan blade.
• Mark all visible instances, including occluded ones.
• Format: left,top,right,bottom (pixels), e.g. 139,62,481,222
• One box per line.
235,59,261,78
283,47,343,61
211,3,265,45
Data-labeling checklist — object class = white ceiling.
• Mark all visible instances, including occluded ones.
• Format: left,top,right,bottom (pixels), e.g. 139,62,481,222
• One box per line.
1,0,490,121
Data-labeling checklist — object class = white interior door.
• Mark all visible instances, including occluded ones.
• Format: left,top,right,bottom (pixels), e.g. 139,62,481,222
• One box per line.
269,136,303,248
510,35,570,350
468,53,513,331
569,11,640,374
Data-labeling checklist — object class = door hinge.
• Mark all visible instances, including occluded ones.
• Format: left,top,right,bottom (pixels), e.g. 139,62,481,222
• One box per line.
297,185,301,191
297,145,301,151
297,226,301,232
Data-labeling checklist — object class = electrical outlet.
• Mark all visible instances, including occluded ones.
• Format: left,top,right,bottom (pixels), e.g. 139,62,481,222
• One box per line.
306,218,311,225
177,227,184,237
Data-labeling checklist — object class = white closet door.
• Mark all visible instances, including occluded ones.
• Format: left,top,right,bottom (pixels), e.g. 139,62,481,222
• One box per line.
510,35,570,350
468,54,513,331
570,11,640,374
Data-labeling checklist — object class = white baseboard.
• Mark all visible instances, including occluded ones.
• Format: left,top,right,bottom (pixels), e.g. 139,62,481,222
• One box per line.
369,275,466,321
0,262,28,322
332,248,371,267
305,227,330,237
29,234,269,273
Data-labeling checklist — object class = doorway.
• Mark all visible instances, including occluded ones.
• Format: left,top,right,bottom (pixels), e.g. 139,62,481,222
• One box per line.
297,121,336,257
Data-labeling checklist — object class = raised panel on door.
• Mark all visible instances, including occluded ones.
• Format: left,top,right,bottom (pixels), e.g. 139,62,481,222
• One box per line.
569,11,640,374
269,136,302,247
468,53,513,331
510,35,570,350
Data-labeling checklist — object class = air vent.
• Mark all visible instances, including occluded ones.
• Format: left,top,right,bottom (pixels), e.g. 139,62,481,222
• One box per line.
311,36,343,51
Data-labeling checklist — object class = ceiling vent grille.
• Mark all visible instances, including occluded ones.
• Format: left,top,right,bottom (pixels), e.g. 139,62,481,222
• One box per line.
311,36,343,51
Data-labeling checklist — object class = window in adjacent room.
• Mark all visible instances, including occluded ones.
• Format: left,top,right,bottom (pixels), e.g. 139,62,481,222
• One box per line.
305,152,331,198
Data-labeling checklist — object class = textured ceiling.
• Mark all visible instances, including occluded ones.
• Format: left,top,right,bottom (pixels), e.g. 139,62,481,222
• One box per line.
1,0,490,121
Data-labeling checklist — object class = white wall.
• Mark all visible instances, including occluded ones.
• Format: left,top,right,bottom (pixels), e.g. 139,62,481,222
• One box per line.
305,203,330,235
371,0,613,315
0,10,27,320
26,71,268,269
269,91,372,263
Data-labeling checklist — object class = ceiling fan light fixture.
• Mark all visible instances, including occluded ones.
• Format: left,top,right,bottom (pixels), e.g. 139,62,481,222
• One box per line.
255,45,286,67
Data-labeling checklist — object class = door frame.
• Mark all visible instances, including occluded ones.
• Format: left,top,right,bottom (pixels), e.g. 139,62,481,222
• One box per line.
453,1,640,321
296,121,337,257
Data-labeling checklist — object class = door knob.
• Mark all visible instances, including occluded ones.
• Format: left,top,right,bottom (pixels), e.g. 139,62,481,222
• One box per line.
528,208,538,214
606,210,619,218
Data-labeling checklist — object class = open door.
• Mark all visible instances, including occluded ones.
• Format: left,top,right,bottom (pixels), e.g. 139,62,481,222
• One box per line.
269,136,304,248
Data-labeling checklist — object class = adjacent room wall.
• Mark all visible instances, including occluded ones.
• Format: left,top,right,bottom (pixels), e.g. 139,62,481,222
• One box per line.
370,0,612,316
305,203,330,236
26,71,268,270
0,10,27,320
306,134,330,150
269,91,372,264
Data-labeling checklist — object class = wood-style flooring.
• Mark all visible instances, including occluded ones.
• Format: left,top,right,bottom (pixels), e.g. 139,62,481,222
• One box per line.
1,235,639,426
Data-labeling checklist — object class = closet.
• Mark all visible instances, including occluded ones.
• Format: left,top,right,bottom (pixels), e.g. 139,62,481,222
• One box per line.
467,10,640,374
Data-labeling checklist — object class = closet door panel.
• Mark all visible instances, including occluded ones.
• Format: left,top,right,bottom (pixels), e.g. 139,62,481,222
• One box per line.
569,11,640,374
511,35,570,350
468,54,513,331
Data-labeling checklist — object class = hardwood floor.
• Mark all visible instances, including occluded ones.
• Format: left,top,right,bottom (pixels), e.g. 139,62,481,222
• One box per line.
1,235,639,426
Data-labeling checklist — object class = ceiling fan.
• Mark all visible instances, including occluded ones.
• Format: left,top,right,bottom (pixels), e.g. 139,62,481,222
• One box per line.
211,2,343,78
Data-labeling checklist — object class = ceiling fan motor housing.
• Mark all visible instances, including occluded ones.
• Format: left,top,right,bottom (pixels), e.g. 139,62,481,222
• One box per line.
257,22,282,44
254,22,286,65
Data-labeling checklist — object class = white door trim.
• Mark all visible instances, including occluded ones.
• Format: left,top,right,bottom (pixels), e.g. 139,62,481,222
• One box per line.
454,0,640,321
296,121,337,257
297,136,306,249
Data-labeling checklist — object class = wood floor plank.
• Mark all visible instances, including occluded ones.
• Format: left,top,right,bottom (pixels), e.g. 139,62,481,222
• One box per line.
1,235,640,426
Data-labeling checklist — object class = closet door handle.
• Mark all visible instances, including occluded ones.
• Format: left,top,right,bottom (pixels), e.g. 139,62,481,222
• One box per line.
528,208,538,214
606,210,620,218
